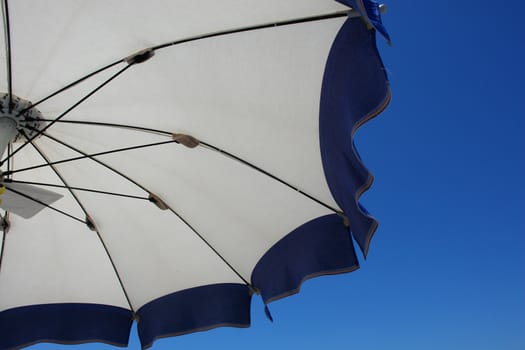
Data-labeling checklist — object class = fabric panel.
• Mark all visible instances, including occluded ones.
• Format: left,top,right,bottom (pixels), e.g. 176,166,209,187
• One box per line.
137,284,251,349
0,303,132,349
319,17,390,257
251,215,358,303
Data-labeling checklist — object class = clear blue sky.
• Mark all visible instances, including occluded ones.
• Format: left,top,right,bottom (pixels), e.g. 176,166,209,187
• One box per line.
30,1,525,349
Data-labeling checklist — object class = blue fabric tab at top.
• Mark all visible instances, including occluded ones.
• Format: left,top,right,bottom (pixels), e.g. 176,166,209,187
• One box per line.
251,215,359,304
337,0,391,44
0,303,133,349
137,284,251,349
319,17,390,257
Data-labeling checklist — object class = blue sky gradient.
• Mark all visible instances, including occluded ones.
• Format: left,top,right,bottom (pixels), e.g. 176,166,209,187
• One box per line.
28,1,525,349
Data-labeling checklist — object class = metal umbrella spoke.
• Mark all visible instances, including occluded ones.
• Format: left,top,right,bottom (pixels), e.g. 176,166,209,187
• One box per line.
4,186,87,225
37,119,171,137
152,10,352,51
4,179,150,201
18,60,126,115
28,131,157,194
1,0,12,108
5,136,178,176
0,63,134,167
165,204,254,290
199,141,344,216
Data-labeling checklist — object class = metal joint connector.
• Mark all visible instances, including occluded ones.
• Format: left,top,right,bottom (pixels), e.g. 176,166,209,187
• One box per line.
172,133,200,148
85,215,97,231
125,48,155,65
148,193,169,210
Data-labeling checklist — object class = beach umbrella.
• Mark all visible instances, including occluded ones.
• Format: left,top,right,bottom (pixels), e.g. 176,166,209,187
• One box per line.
0,0,391,348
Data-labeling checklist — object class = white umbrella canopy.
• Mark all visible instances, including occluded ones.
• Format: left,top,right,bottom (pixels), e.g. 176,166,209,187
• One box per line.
0,1,390,349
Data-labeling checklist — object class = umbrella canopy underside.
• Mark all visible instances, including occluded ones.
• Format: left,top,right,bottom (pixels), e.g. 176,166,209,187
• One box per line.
0,1,390,348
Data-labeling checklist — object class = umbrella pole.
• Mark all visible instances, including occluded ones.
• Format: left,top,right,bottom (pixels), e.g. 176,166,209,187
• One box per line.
0,118,17,158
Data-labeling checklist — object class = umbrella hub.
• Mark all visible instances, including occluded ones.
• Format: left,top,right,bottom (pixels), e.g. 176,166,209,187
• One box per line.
0,93,45,145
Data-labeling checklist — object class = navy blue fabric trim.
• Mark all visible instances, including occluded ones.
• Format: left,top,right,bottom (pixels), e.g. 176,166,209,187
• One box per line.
251,215,359,304
137,284,251,349
319,17,390,257
337,0,391,43
0,303,132,349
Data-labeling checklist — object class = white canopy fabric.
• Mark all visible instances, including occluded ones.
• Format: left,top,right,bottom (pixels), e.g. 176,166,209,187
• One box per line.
0,1,391,348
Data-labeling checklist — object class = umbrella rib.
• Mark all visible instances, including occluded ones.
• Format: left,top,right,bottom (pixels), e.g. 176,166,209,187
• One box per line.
199,142,343,215
0,63,133,167
24,133,254,288
18,60,125,115
20,133,136,312
1,0,12,108
5,136,178,176
23,132,151,193
166,206,253,288
4,179,149,201
37,119,171,137
32,120,343,215
4,186,87,224
152,10,351,51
